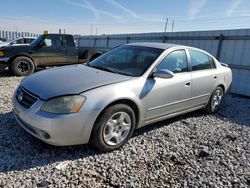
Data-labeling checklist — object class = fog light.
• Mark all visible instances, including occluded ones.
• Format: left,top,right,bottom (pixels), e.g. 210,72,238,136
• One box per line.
38,130,50,139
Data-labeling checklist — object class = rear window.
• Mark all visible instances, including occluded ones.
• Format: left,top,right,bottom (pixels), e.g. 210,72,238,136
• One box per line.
65,35,75,47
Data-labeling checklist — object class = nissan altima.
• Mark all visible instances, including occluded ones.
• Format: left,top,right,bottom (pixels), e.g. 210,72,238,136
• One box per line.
13,43,232,151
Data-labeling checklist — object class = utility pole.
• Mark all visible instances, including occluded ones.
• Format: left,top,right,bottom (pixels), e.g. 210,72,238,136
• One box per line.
164,18,168,33
171,20,175,32
90,24,93,35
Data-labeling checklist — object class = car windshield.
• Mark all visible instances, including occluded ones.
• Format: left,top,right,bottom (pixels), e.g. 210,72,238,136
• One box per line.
31,35,43,46
88,45,164,77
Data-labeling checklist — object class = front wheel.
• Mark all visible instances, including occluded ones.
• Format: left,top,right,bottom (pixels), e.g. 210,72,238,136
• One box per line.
205,86,224,113
11,56,35,76
90,104,136,152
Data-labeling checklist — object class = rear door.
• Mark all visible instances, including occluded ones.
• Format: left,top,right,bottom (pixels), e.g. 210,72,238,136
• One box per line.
188,49,217,107
64,35,78,64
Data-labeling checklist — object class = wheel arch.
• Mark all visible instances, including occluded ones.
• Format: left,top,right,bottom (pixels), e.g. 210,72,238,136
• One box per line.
94,98,141,129
89,52,103,62
217,84,225,93
9,54,37,68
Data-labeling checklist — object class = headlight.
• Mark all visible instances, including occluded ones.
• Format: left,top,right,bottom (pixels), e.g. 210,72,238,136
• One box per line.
0,51,4,57
40,95,86,114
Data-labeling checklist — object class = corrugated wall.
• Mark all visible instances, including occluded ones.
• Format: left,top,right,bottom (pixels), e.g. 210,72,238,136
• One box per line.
0,30,39,40
75,29,250,97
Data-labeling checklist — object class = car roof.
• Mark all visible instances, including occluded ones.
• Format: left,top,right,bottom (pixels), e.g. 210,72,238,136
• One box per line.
126,42,184,50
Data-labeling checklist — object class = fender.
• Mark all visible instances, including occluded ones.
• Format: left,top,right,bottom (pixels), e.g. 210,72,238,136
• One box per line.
9,53,37,68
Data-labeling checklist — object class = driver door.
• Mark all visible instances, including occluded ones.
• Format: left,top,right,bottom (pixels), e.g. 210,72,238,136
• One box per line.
33,35,67,65
145,50,192,122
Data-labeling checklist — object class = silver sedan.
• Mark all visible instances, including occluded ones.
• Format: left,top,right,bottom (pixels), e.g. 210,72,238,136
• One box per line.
13,43,232,151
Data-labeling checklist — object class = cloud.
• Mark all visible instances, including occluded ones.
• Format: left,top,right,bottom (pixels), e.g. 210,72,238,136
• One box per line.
105,0,137,17
63,0,121,21
227,0,243,16
188,0,207,19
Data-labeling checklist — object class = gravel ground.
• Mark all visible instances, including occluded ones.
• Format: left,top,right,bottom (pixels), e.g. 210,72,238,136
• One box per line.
0,70,249,187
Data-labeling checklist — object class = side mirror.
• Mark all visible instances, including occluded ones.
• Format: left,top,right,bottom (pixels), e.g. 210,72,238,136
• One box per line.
153,69,174,79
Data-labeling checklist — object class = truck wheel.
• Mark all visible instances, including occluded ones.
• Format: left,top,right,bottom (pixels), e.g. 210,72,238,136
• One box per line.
90,53,102,62
11,57,35,76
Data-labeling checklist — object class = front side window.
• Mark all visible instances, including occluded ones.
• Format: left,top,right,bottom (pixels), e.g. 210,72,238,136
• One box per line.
156,50,188,73
189,50,215,71
44,39,52,46
88,45,163,77
16,38,24,44
40,35,60,47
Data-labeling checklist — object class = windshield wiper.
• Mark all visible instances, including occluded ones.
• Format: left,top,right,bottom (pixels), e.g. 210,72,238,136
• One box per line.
88,65,119,74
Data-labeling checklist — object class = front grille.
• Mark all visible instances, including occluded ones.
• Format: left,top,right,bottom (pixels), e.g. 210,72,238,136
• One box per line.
16,86,38,109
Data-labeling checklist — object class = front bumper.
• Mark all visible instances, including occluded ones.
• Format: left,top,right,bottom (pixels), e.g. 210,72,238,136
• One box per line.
13,93,101,146
0,57,9,63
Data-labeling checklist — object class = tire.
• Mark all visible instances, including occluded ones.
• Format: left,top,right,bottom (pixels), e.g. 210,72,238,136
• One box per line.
11,56,35,76
89,53,101,62
90,104,136,152
205,86,224,113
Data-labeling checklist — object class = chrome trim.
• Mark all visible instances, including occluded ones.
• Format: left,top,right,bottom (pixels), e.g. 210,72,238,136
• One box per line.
147,93,210,111
145,105,205,124
16,86,39,109
189,93,210,101
147,98,190,111
0,57,9,62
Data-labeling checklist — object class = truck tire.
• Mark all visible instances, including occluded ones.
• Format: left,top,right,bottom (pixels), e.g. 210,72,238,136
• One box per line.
89,53,102,62
11,56,35,76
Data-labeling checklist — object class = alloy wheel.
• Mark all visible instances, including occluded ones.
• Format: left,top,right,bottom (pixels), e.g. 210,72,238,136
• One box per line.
103,112,131,146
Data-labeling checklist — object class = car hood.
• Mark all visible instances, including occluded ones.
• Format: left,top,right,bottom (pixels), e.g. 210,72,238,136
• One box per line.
21,65,132,100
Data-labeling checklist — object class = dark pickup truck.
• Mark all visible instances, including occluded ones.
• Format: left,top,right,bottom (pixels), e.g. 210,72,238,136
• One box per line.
0,34,106,76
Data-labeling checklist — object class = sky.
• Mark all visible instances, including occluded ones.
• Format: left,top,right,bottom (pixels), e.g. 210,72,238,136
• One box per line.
0,0,250,35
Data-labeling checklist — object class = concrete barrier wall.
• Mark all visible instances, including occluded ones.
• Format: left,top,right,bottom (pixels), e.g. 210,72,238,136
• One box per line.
75,29,250,97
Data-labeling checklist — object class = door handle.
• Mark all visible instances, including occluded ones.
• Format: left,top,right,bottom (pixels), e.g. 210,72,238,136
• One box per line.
185,82,191,86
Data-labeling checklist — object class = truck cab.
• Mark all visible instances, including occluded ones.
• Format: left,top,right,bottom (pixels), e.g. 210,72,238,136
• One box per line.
0,34,79,76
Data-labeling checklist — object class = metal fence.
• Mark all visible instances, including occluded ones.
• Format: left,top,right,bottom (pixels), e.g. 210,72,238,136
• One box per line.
0,30,39,40
75,29,250,97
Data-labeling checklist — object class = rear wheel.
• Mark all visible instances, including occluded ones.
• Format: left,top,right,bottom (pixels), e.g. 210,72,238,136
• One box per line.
205,86,224,113
89,53,102,62
11,56,35,76
90,104,136,152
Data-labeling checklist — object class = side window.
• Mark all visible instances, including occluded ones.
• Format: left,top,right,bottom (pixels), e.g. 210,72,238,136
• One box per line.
41,35,60,47
189,50,215,71
16,38,24,44
65,35,75,47
156,50,188,73
44,39,52,47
